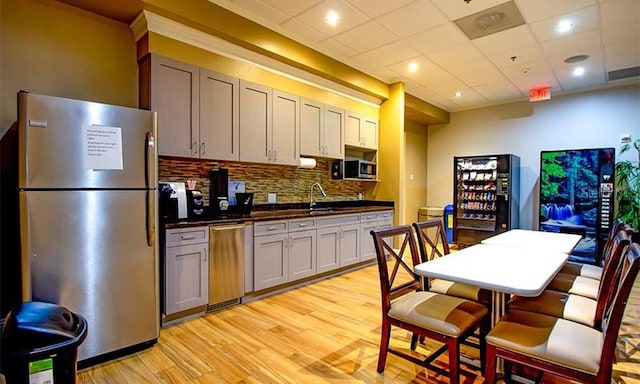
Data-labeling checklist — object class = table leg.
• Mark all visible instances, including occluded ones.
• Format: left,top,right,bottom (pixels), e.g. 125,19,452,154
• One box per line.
491,291,506,373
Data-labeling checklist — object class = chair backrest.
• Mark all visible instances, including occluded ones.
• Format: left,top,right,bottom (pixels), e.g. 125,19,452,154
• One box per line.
412,219,450,263
597,219,626,265
598,242,640,380
370,226,422,312
593,230,631,329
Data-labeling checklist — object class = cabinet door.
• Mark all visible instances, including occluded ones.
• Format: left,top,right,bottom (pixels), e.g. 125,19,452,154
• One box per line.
360,222,377,261
151,55,199,158
324,106,344,159
165,243,208,315
288,229,316,281
345,113,362,147
272,90,299,166
361,117,378,150
254,233,288,290
317,227,340,273
339,223,360,267
240,81,272,164
300,98,323,157
200,69,239,160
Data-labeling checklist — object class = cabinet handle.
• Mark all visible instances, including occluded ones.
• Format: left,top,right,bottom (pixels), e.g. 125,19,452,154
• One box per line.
267,226,278,231
203,249,207,262
192,141,198,156
200,142,205,156
273,150,277,162
181,234,196,240
298,223,307,227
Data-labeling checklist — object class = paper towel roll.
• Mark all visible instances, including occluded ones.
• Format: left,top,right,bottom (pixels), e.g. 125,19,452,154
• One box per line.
299,157,317,168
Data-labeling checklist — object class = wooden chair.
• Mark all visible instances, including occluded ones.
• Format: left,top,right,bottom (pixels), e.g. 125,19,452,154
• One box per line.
507,229,631,329
558,219,625,279
484,242,640,384
546,224,635,299
412,219,491,307
370,225,489,383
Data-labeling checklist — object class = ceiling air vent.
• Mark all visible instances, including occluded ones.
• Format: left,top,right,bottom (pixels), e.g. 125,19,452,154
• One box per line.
608,66,640,82
454,1,525,40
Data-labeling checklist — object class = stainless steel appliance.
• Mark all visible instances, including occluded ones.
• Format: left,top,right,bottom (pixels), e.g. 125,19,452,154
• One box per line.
344,159,376,179
208,224,244,309
16,92,159,362
158,181,188,219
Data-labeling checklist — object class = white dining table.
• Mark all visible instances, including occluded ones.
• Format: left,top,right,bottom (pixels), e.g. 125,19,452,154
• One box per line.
480,228,582,254
415,243,569,324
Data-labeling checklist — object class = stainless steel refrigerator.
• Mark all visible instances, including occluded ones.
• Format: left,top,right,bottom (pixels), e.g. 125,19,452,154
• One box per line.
17,92,159,362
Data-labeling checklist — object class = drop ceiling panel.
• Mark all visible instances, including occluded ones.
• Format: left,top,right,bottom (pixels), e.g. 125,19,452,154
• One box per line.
528,5,599,43
446,58,509,86
600,0,640,44
349,41,421,67
514,0,597,23
428,42,483,67
346,0,415,19
540,30,601,60
605,39,640,71
333,21,396,53
556,66,606,90
259,0,322,17
474,80,524,102
374,0,448,38
317,37,358,58
431,0,511,20
229,0,290,24
407,23,469,55
486,44,546,69
295,0,369,36
280,18,329,43
473,25,538,56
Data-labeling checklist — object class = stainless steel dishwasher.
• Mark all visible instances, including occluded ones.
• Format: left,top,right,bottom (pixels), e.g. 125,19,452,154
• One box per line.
208,224,244,309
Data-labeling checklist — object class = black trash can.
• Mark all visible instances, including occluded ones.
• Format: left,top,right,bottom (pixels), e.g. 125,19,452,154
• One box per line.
0,301,88,384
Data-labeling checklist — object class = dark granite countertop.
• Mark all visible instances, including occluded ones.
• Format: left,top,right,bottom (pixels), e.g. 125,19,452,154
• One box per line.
163,200,394,229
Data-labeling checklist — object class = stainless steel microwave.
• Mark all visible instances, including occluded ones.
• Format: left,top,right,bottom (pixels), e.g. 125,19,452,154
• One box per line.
344,160,377,179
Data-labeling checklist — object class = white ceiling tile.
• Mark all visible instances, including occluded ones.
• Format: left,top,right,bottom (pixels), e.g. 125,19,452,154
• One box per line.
407,22,469,55
431,0,511,20
446,58,508,86
375,0,449,38
514,0,597,23
600,0,640,44
448,88,491,108
474,80,524,102
257,0,323,17
473,24,537,56
540,30,601,59
388,56,442,81
428,42,483,67
528,5,599,43
317,38,358,59
295,0,370,36
228,0,290,24
605,39,640,71
501,58,560,92
333,21,397,53
345,0,414,18
349,41,421,67
555,66,606,90
486,44,546,68
280,18,328,43
422,93,459,111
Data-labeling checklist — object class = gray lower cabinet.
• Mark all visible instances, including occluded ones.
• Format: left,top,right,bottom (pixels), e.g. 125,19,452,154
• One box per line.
316,214,361,272
360,210,394,261
164,226,209,316
254,218,317,291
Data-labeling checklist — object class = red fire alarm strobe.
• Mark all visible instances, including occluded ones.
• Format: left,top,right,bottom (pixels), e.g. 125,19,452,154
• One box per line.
529,87,551,102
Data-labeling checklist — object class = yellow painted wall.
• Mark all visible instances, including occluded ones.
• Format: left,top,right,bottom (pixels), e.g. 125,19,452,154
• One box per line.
404,119,429,223
373,82,405,224
0,0,138,134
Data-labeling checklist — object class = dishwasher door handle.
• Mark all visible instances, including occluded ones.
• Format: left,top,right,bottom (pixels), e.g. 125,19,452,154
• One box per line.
211,224,245,231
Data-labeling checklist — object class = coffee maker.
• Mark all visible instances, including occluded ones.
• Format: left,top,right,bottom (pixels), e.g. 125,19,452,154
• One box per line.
186,190,204,218
209,168,229,216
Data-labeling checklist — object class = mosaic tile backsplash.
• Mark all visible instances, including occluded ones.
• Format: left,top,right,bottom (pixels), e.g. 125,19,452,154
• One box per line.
159,157,369,206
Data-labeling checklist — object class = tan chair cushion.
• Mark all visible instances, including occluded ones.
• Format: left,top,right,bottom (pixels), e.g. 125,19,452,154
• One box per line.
429,278,491,306
507,290,597,327
560,262,602,280
487,310,602,375
546,273,600,299
389,291,488,337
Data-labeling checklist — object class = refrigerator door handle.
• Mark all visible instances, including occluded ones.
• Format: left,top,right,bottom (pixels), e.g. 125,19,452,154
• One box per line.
146,131,156,246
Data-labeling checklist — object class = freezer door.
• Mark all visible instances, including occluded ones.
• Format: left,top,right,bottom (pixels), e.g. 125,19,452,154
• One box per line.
20,190,159,361
18,92,156,189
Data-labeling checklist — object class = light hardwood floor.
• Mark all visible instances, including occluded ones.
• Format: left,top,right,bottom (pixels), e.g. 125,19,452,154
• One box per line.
78,264,640,383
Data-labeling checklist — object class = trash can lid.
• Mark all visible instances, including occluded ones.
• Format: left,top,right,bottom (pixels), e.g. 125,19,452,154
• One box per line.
1,301,87,354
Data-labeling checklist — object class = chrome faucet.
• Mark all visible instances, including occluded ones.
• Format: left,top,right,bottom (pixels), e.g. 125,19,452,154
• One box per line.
309,182,327,210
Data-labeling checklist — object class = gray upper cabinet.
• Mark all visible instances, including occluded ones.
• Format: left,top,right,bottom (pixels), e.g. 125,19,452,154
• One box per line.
345,112,378,150
239,80,272,164
272,90,300,166
200,69,240,161
150,55,200,158
300,98,344,159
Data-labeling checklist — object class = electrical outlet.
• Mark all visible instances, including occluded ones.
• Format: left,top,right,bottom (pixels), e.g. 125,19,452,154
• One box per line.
620,133,631,144
268,193,276,203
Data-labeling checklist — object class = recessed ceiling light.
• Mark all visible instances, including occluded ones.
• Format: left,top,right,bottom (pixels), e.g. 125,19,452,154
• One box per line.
455,91,463,98
564,54,589,63
408,62,418,73
573,67,585,76
557,19,573,33
325,10,339,26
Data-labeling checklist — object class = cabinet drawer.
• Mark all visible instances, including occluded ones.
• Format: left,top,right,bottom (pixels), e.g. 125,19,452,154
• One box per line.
289,217,316,232
254,220,288,236
377,210,394,221
360,212,378,223
316,214,361,228
166,226,209,247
